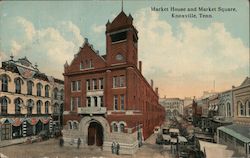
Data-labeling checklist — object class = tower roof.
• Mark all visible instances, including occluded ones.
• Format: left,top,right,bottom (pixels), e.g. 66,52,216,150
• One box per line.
106,11,136,33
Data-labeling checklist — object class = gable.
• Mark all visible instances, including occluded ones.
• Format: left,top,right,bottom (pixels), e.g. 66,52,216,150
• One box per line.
66,43,106,73
240,77,250,87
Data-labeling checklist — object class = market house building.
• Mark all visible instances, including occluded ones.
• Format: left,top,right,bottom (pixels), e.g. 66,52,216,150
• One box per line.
0,56,64,141
159,97,184,119
62,11,165,154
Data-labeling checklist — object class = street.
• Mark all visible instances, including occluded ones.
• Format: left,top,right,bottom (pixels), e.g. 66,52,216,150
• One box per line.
0,134,172,158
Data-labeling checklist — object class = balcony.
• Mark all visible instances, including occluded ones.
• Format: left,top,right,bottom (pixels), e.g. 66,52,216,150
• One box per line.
78,107,107,114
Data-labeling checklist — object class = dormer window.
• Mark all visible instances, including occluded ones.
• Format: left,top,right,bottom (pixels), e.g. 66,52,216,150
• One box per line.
80,62,84,70
116,54,124,61
110,31,127,43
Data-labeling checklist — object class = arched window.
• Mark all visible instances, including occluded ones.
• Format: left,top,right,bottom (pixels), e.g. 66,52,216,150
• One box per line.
1,75,9,92
120,123,125,133
68,121,73,129
37,83,42,96
227,103,231,116
27,81,33,95
239,102,245,116
15,78,22,94
73,122,78,129
1,97,8,114
246,100,250,116
37,100,42,114
112,123,118,132
27,99,34,115
45,101,49,114
53,88,58,100
45,85,50,97
14,98,22,114
60,89,64,100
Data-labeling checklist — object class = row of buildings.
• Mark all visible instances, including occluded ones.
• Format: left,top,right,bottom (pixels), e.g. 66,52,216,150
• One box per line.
0,56,64,141
183,77,250,157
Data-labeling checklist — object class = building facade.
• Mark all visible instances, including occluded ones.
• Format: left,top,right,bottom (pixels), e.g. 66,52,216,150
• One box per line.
217,77,250,157
159,97,184,119
0,57,64,141
62,11,165,154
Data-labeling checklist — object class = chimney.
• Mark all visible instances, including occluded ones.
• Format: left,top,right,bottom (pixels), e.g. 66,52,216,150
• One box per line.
139,61,142,72
151,79,154,88
155,87,158,96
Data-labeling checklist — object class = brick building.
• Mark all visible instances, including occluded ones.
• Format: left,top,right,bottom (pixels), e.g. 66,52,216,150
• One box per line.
62,11,165,154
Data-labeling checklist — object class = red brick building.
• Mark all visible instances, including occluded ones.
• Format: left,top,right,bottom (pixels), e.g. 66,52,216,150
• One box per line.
62,11,165,154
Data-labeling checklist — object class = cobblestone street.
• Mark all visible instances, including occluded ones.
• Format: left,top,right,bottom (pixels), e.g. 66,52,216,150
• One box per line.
0,134,172,158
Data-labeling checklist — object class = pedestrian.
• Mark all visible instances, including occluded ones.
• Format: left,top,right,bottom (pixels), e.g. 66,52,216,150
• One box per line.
116,142,120,155
77,138,81,149
59,138,64,147
111,141,115,154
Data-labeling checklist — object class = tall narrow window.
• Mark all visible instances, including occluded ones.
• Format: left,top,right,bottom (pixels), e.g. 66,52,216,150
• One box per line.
100,96,103,107
70,97,75,111
114,95,118,110
227,103,231,116
1,98,8,114
71,81,81,91
120,76,125,87
45,101,49,114
15,78,21,94
239,102,245,116
15,98,21,114
87,97,91,107
93,79,97,90
99,78,104,89
247,101,250,116
120,123,125,133
94,97,98,107
37,83,42,96
1,75,8,92
112,123,118,132
121,95,125,110
76,97,81,107
60,90,64,100
86,80,90,91
27,99,33,115
27,81,33,95
90,59,93,68
77,81,81,91
37,100,42,114
80,61,84,70
45,85,50,97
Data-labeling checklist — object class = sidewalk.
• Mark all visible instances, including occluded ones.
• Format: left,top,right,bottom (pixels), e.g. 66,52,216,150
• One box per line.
0,137,27,148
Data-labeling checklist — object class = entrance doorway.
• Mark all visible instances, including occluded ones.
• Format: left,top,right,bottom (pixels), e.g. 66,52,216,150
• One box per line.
88,122,103,146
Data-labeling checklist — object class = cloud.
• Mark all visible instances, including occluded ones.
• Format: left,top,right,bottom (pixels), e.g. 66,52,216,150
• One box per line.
92,24,105,33
0,16,84,79
134,8,249,98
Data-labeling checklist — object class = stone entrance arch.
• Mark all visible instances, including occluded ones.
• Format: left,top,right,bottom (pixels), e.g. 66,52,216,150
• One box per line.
79,116,110,146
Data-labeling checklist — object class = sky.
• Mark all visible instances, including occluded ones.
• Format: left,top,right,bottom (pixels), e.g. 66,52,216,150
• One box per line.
0,0,249,98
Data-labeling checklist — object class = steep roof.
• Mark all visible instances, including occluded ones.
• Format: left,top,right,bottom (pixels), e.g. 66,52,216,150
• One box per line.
240,76,250,86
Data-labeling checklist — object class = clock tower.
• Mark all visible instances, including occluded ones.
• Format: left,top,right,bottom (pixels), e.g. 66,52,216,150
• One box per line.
106,11,138,66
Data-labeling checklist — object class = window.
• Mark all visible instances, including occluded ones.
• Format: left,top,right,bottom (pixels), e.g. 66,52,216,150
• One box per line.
27,99,34,115
120,123,125,133
37,101,42,114
99,78,104,89
71,81,81,91
27,81,33,95
227,103,231,116
110,31,127,43
90,59,93,68
80,62,84,70
247,101,250,116
15,78,22,94
68,122,73,130
239,102,245,116
1,75,8,92
94,97,98,107
45,101,49,114
37,83,42,96
1,98,8,114
54,104,59,113
86,80,90,91
112,123,118,132
121,95,125,110
114,95,118,110
60,90,64,100
73,122,78,129
93,79,97,90
87,97,91,107
100,96,103,107
45,85,50,97
54,88,58,100
14,98,21,114
76,97,81,107
113,76,125,88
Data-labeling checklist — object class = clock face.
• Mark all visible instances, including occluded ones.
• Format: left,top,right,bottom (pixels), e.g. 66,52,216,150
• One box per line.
116,54,124,61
